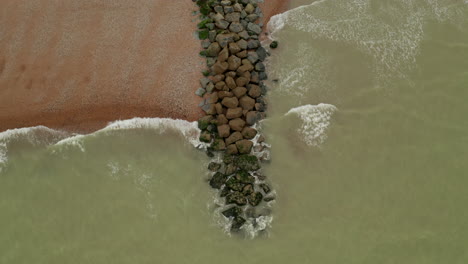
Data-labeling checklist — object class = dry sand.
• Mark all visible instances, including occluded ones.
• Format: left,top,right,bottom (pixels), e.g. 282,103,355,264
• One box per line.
0,0,289,133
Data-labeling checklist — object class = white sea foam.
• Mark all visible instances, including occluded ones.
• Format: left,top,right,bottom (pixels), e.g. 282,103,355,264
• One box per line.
54,117,202,152
286,104,337,147
268,0,468,88
0,118,202,170
0,126,69,171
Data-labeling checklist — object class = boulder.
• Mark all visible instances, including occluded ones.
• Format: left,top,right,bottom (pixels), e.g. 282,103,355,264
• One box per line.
199,131,212,143
236,64,253,74
231,216,246,230
226,107,243,119
202,103,216,115
256,47,268,61
232,87,247,98
236,139,253,154
205,42,221,57
247,51,259,64
270,41,279,49
224,5,234,14
260,183,271,194
246,14,259,22
215,20,230,30
225,12,240,23
212,138,226,151
216,33,236,48
229,22,244,33
220,0,231,6
195,88,206,97
234,154,260,171
215,81,226,90
228,42,241,54
208,92,218,104
227,55,241,71
212,13,225,23
224,163,237,175
225,76,237,89
225,71,236,78
218,47,229,62
211,74,225,83
215,103,223,114
198,115,213,130
235,77,249,87
226,176,245,192
239,96,255,111
226,191,247,206
226,144,238,155
229,118,246,131
248,192,263,206
217,124,231,138
248,84,261,98
218,91,233,99
207,57,216,67
238,30,250,40
208,162,222,172
209,172,228,189
221,96,239,108
250,71,259,84
212,61,228,74
255,62,265,72
217,114,228,125
242,184,254,195
214,6,224,14
222,206,243,218
245,111,261,125
247,22,261,34
236,39,248,50
247,39,260,49
233,3,243,12
225,131,243,145
235,170,255,184
206,82,215,93
236,50,247,58
209,30,217,42
241,127,257,139
200,77,211,88
244,3,255,14
259,71,268,80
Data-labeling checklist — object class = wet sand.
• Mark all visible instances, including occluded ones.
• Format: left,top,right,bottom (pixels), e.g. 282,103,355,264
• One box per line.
0,0,289,133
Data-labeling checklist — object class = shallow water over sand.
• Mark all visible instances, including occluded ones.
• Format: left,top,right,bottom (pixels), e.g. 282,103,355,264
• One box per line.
1,0,468,263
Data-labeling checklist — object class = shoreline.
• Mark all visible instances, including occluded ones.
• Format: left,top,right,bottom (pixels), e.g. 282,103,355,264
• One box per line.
0,0,289,134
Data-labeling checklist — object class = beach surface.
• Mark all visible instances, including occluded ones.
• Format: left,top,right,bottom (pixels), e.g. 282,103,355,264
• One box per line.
0,0,289,133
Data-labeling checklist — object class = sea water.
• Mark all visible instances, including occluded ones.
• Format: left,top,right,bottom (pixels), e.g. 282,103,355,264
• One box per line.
1,0,468,263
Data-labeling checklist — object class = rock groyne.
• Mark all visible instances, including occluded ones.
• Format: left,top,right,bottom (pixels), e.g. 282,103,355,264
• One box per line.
194,0,275,232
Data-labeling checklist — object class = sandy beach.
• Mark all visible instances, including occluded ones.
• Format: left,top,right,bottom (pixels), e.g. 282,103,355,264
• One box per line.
0,0,289,133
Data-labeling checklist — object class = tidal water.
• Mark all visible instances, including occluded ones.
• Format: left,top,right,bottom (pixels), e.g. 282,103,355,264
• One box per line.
1,0,468,263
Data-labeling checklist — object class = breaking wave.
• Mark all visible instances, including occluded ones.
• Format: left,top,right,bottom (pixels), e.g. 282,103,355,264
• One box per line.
0,118,201,171
286,104,338,147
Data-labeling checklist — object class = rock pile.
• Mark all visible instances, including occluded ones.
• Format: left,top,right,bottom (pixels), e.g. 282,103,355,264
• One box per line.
194,0,275,232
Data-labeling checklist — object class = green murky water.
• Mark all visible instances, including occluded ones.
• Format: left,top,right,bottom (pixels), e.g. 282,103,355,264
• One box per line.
1,0,468,263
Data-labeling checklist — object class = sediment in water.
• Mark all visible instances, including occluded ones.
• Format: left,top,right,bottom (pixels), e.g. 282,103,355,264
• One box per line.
193,0,276,233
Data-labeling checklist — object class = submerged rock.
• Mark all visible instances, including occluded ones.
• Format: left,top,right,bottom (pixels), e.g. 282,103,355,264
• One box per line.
248,192,263,206
231,216,246,230
210,172,228,189
222,206,243,218
208,162,222,172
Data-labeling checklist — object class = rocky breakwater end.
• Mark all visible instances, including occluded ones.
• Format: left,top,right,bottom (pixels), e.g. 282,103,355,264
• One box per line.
194,0,276,233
